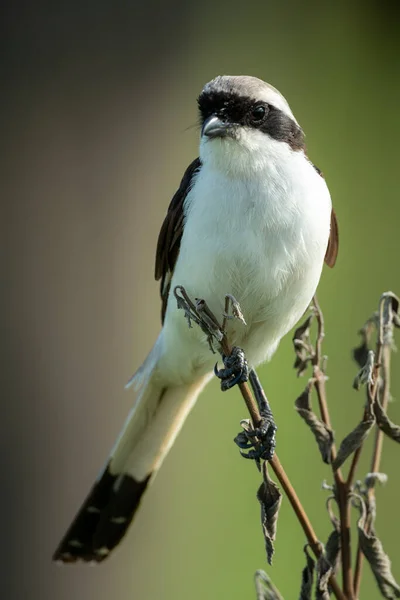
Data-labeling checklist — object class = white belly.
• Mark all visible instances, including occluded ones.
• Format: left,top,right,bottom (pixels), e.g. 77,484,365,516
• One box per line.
159,153,332,383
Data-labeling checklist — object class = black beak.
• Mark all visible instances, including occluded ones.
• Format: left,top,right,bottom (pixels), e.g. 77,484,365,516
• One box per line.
201,115,232,138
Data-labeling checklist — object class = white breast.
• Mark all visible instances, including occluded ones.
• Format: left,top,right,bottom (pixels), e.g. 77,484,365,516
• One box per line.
159,145,332,382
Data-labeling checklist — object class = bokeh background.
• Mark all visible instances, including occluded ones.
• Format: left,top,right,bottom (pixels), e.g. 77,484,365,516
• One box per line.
3,0,400,598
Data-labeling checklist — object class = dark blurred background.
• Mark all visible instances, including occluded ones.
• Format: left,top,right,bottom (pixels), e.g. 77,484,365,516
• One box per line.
3,0,400,598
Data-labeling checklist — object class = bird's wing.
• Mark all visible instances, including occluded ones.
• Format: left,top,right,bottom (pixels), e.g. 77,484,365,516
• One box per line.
324,208,339,268
311,162,339,268
155,157,202,321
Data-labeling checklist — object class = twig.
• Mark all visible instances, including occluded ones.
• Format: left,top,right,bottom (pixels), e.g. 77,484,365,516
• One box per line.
175,287,346,600
369,346,391,476
225,348,346,600
353,296,393,598
312,297,354,599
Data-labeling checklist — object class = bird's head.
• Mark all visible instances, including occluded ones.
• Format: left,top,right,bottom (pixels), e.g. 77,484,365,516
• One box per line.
198,75,305,176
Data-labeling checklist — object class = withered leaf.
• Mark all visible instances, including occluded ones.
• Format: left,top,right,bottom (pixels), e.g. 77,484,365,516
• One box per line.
299,545,315,600
254,570,284,600
365,472,388,489
374,396,400,443
293,315,314,376
224,294,247,326
353,340,371,370
315,554,332,600
352,313,378,368
322,498,341,593
353,350,375,390
295,383,334,464
357,499,400,599
257,462,282,565
195,298,224,341
294,314,314,341
324,530,341,576
332,409,375,471
385,291,399,315
380,292,400,346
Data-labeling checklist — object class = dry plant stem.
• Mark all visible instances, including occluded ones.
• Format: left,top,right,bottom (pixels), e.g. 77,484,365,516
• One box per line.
337,484,354,599
316,366,354,599
370,344,391,474
346,441,363,490
219,338,346,600
311,297,342,471
176,288,346,599
312,298,354,599
353,544,364,600
353,343,392,599
346,298,387,491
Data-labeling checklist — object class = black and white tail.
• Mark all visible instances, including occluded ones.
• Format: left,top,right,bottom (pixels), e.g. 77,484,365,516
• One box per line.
53,369,211,563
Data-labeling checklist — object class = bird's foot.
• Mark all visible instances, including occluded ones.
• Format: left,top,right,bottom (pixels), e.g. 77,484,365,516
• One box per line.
214,346,249,391
234,409,277,463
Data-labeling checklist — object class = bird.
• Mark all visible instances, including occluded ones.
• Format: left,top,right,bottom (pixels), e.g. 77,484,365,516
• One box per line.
53,75,338,563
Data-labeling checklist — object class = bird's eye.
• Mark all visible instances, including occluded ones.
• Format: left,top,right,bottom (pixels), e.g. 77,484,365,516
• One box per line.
251,105,267,122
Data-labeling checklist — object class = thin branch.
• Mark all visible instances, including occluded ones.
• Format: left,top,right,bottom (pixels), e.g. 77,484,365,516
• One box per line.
346,435,363,490
369,344,391,475
175,287,346,600
312,297,354,599
353,341,392,598
228,354,346,600
350,293,398,598
353,544,364,600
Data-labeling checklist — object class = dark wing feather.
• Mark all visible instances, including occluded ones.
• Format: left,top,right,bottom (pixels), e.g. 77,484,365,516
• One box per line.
324,209,339,268
311,162,339,268
155,158,201,322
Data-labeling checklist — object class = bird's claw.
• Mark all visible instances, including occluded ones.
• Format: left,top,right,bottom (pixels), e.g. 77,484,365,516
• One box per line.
234,414,277,463
214,346,249,391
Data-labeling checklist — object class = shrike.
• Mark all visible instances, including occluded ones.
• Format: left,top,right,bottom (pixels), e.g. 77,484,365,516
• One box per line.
53,75,338,562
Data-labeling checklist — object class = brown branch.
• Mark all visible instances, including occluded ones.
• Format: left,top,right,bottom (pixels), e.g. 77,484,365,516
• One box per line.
311,297,341,472
346,292,398,598
353,334,392,598
346,437,363,490
175,287,345,600
175,286,400,600
369,343,391,474
312,297,354,599
236,374,346,600
220,304,346,600
353,545,364,600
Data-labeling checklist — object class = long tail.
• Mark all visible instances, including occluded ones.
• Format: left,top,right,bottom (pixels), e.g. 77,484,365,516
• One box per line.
53,360,211,563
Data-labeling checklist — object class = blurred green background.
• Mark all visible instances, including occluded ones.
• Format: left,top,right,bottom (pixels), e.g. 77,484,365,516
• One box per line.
3,0,400,598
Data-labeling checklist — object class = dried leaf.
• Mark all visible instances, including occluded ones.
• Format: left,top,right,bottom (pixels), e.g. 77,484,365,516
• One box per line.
393,312,400,329
224,294,247,326
353,350,375,390
295,383,334,464
195,298,224,341
352,313,378,368
321,481,334,492
374,396,400,443
325,530,341,576
324,497,341,579
315,554,332,600
353,340,371,370
384,291,400,315
257,462,282,565
294,314,314,342
357,498,400,598
380,292,400,347
365,472,388,489
332,408,375,471
299,545,315,600
293,315,314,376
254,570,284,600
